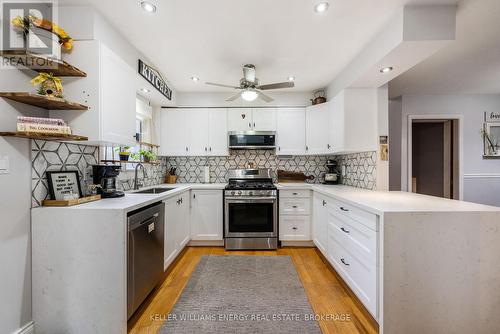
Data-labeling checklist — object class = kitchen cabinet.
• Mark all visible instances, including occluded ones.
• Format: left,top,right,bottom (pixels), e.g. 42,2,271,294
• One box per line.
312,193,328,255
160,108,228,156
51,40,136,146
329,89,377,153
227,108,276,131
276,108,306,155
190,190,223,240
279,189,311,242
305,102,331,154
163,191,190,271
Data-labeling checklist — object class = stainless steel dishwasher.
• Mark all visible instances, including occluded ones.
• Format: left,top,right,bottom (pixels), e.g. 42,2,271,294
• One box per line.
127,202,165,319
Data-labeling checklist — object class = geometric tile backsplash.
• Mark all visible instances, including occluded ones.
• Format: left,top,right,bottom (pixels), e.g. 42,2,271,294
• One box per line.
31,139,377,206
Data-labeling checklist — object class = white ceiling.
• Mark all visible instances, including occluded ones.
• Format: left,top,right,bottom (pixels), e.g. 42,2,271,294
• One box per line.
390,0,500,97
58,0,458,93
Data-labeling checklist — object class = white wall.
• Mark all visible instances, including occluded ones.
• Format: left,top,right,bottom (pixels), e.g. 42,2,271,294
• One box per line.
393,94,500,206
0,68,43,333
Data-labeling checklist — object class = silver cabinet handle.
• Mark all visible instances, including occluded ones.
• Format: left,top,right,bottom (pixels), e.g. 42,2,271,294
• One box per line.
292,205,298,208
327,144,331,149
185,147,188,152
193,194,196,199
340,207,349,212
292,192,298,195
205,147,207,152
209,147,212,152
306,146,309,151
292,227,298,230
253,122,256,128
249,122,252,128
341,258,350,266
340,227,350,234
322,200,327,206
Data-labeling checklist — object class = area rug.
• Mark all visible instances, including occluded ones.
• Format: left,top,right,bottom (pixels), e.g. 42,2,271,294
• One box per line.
159,255,321,334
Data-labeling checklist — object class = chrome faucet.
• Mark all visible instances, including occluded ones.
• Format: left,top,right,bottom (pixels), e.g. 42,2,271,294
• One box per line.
134,163,147,190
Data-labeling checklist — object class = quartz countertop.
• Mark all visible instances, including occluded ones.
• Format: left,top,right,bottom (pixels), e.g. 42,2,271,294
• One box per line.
277,183,500,214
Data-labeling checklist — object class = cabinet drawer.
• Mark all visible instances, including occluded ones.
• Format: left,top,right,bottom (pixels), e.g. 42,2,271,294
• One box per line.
279,216,311,241
329,198,378,231
279,198,311,215
327,227,377,317
279,189,311,198
329,211,377,267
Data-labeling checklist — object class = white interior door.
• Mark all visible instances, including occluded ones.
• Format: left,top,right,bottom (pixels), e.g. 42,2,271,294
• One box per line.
252,108,276,131
228,108,252,131
208,108,228,156
186,109,210,156
276,108,306,155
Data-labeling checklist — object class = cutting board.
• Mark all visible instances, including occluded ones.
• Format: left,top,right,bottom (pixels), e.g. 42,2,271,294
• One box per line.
277,170,315,183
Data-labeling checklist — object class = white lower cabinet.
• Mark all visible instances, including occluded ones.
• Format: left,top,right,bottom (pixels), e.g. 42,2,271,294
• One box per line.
312,193,328,255
163,191,190,271
279,190,311,242
190,190,223,240
279,216,310,240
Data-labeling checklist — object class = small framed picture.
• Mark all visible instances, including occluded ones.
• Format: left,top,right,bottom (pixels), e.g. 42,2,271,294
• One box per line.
46,171,83,200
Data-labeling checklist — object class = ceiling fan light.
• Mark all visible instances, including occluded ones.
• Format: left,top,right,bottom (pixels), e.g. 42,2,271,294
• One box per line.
314,1,329,13
241,90,258,102
140,1,157,13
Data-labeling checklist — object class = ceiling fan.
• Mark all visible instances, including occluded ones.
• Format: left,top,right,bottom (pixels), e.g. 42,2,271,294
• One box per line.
205,64,294,102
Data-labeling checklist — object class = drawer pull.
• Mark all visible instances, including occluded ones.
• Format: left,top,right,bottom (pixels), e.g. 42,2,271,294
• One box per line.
340,207,349,212
340,227,350,234
322,200,327,206
292,192,298,195
292,227,298,230
341,258,350,266
292,205,298,208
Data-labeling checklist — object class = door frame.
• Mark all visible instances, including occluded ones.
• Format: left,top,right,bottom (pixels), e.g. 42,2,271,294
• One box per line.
406,114,464,200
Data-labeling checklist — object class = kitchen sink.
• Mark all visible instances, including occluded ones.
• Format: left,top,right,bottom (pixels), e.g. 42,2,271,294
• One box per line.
133,187,175,194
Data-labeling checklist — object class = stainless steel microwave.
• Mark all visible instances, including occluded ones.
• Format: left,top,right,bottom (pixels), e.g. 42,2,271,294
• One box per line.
228,131,276,150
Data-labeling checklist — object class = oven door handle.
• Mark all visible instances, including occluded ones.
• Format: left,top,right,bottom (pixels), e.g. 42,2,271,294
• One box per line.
225,197,276,202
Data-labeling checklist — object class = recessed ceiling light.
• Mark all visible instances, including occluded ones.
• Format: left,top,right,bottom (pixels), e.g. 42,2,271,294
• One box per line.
191,76,200,82
141,88,150,93
140,1,157,13
314,1,329,14
380,66,394,74
241,90,258,102
288,76,295,82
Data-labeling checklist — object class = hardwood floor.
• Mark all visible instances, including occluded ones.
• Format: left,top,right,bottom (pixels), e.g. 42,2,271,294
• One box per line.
128,247,379,334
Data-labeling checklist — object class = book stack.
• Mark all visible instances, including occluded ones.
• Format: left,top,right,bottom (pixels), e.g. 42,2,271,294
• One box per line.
17,116,72,135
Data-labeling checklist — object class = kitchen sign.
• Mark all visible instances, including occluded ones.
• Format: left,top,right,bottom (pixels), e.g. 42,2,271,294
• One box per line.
138,59,172,100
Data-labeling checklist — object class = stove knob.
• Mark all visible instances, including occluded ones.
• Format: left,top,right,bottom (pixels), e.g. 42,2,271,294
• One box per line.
231,191,235,195
249,191,253,195
237,191,242,195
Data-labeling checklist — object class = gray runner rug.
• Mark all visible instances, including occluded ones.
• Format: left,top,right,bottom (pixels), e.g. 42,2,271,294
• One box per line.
159,255,321,334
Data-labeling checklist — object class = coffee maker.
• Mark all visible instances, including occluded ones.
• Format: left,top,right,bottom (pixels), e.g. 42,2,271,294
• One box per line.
324,159,340,185
92,165,125,198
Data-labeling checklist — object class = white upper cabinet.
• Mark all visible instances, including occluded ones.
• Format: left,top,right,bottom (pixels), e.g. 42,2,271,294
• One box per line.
51,40,136,146
208,108,228,156
160,108,228,156
228,108,252,131
227,108,276,131
190,190,223,241
252,108,276,131
186,109,210,156
276,108,306,155
160,109,187,156
329,89,378,154
305,102,331,154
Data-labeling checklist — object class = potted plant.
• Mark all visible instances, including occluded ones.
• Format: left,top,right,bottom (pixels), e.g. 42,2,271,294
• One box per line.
114,146,131,161
140,149,157,163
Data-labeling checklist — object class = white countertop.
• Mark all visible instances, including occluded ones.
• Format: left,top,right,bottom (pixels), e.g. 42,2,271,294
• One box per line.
277,183,500,214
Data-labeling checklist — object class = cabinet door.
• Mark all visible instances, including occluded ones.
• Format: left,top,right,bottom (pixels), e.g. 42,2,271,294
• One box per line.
228,108,252,131
312,193,328,255
186,109,210,156
208,108,228,156
276,108,306,155
164,198,179,270
177,192,190,248
329,94,344,153
252,108,276,131
100,44,136,146
305,102,331,154
190,190,223,240
160,109,187,156
279,216,311,241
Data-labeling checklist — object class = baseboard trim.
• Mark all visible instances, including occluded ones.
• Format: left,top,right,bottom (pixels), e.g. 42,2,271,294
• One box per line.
11,321,34,334
280,240,315,247
464,173,500,178
188,240,224,247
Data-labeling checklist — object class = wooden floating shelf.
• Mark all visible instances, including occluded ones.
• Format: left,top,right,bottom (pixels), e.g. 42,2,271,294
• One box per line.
138,141,160,148
0,92,88,110
100,159,161,165
0,51,86,77
0,131,88,141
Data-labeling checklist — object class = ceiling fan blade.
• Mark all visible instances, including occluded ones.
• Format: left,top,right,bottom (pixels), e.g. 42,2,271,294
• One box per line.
226,92,242,102
205,82,240,89
257,81,295,90
257,91,274,103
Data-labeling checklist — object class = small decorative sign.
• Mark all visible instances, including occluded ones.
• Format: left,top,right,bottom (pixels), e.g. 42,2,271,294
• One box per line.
46,171,82,200
487,111,500,121
138,59,172,100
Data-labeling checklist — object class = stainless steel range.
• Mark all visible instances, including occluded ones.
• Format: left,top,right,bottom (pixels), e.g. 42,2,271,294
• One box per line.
224,169,278,250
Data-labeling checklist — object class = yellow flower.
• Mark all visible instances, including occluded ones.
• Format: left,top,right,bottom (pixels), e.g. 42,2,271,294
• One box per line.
11,16,24,28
